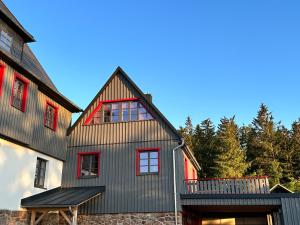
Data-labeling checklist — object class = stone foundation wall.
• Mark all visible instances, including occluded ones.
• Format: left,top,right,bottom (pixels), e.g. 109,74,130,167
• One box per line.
0,210,29,225
67,212,182,225
0,211,182,225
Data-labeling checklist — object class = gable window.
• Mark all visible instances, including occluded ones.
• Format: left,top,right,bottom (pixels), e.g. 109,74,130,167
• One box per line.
136,148,160,175
0,65,5,97
34,157,47,189
11,74,29,112
44,102,58,131
0,30,12,52
77,152,100,178
85,98,154,125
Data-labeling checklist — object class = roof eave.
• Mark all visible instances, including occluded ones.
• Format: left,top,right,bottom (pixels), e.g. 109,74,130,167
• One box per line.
0,51,82,112
0,11,35,43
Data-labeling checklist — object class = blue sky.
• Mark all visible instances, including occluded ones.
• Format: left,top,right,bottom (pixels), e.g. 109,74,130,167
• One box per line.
6,0,300,128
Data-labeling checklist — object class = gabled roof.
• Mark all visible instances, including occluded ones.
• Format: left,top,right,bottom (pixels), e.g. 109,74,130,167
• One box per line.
68,67,182,138
0,0,35,42
67,67,200,170
270,184,294,194
0,48,81,112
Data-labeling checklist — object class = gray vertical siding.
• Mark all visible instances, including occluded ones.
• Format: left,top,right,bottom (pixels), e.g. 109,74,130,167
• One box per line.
65,72,184,213
281,197,300,225
0,60,72,160
62,140,180,213
68,73,178,147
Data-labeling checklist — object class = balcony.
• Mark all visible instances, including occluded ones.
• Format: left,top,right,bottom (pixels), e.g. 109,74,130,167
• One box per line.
183,176,270,195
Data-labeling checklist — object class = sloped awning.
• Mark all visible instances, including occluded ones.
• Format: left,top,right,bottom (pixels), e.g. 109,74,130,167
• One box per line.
21,186,105,225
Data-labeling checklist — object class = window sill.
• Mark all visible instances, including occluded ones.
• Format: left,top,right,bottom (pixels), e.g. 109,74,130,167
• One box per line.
44,124,56,132
34,185,47,190
10,104,24,112
78,175,99,179
137,172,159,176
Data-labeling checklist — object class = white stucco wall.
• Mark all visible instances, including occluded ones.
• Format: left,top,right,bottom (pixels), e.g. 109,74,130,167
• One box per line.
0,137,63,210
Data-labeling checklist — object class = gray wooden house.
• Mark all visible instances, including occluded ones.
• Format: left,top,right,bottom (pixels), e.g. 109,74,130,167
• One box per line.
0,1,300,225
21,68,300,225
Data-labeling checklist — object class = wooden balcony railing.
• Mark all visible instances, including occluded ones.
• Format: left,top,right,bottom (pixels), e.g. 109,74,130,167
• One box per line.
183,176,270,195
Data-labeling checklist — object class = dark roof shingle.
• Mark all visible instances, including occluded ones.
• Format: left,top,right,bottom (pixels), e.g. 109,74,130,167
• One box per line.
21,186,105,208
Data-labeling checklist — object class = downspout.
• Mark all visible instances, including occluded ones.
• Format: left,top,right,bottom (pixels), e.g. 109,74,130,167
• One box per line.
173,138,185,225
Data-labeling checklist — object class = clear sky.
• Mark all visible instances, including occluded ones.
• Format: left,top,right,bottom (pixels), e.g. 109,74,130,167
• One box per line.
5,0,300,128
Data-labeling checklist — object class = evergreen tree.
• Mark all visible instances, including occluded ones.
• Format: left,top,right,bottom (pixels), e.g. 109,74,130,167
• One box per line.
215,116,248,178
276,124,294,188
247,104,282,185
291,119,300,178
192,119,218,177
179,116,194,150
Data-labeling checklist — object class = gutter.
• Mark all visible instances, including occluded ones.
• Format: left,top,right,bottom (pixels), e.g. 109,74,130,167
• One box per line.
172,138,185,225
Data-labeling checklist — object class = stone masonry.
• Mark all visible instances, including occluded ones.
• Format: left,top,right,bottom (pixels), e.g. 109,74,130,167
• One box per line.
0,211,182,225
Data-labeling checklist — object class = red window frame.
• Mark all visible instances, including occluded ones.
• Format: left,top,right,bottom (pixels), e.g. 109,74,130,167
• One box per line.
184,158,189,180
84,97,155,125
44,101,59,131
77,151,100,179
0,64,5,97
136,148,160,176
10,73,29,112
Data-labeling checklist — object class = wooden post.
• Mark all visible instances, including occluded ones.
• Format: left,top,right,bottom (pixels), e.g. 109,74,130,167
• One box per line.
72,207,78,225
30,210,36,225
60,210,72,225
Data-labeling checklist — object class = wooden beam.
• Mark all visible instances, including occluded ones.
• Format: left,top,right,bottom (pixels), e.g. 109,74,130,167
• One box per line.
35,211,47,225
60,210,72,225
30,210,36,225
72,207,78,225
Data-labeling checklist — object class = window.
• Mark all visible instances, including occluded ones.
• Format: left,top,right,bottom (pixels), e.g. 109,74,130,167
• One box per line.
11,74,29,112
77,152,100,178
0,30,12,52
44,102,58,131
85,99,154,125
136,148,160,175
121,102,129,122
0,65,5,97
34,158,47,189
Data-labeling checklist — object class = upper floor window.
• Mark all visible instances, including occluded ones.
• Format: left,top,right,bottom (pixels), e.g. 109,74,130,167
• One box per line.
11,74,29,112
136,148,160,175
44,102,58,131
0,30,12,52
86,99,153,125
34,157,47,189
0,65,5,97
77,152,100,178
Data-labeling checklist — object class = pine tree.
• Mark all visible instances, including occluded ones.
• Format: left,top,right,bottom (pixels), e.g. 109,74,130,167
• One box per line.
247,104,282,185
193,119,218,178
179,116,194,150
290,120,300,192
215,116,248,178
276,124,294,188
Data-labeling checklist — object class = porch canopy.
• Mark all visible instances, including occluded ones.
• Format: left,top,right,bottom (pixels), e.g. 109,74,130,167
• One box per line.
21,186,105,225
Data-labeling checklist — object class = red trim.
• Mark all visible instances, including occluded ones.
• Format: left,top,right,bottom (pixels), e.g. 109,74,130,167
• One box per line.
10,73,29,112
184,158,189,180
0,64,5,97
136,148,160,176
84,98,138,125
77,151,101,179
44,100,59,131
